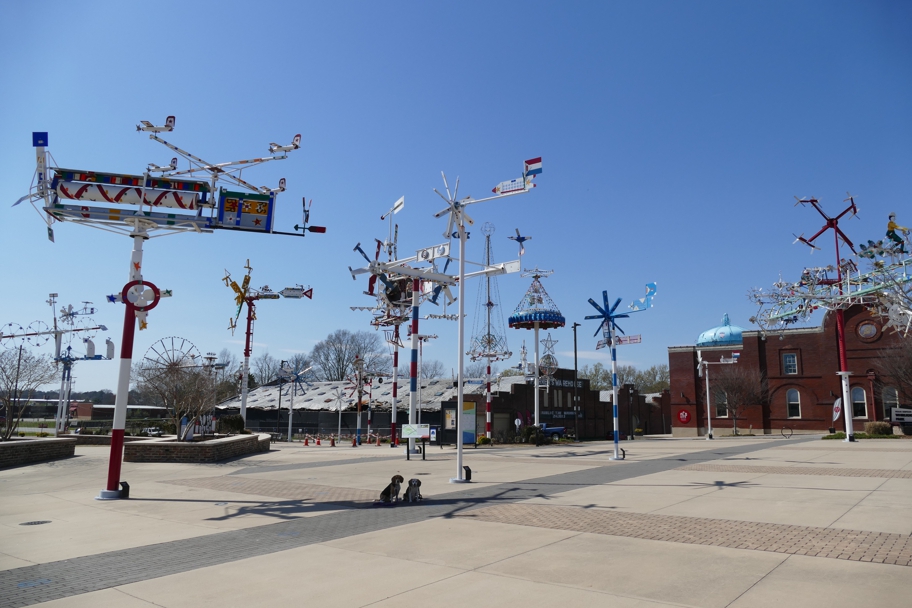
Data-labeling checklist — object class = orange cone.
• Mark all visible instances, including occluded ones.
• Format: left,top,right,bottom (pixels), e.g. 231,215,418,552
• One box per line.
330,436,336,447
351,437,357,447
376,434,381,446
304,436,309,446
316,437,321,446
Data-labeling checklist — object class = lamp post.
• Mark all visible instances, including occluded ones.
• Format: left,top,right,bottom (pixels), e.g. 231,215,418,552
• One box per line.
697,352,738,439
572,322,581,442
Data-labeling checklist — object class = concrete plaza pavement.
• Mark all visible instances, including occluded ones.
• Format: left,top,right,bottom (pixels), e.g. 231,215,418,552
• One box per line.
1,436,911,607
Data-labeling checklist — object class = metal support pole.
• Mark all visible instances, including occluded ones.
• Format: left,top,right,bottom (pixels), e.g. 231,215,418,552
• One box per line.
239,300,255,426
609,324,621,460
99,230,145,499
391,327,398,447
485,361,492,439
572,322,580,442
408,279,420,453
838,370,855,442
53,362,68,437
534,322,540,426
286,376,295,443
451,224,468,482
704,363,713,439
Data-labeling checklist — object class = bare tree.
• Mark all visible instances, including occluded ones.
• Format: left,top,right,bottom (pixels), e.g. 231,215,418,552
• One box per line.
877,339,912,404
0,347,57,440
579,362,636,391
465,361,499,378
252,351,280,386
213,348,240,403
634,364,670,394
133,358,215,441
311,330,390,380
712,366,766,435
399,358,446,379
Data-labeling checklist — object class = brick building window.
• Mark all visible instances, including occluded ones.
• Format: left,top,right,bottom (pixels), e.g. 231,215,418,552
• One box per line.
786,389,800,418
782,353,798,375
883,387,900,421
715,393,728,417
851,387,867,418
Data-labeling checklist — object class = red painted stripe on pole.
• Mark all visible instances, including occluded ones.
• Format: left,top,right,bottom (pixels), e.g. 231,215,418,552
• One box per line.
106,429,125,491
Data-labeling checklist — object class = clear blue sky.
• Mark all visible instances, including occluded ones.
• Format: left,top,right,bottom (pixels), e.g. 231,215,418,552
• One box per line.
2,1,910,391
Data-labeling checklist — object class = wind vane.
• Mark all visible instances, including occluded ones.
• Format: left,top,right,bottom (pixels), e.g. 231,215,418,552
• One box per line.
585,282,657,461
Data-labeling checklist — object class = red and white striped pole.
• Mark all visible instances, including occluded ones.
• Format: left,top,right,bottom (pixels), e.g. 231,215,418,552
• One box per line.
98,230,160,500
486,361,492,439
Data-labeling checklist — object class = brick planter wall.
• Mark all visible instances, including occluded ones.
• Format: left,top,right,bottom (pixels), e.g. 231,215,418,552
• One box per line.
123,433,270,463
61,434,147,446
0,437,77,469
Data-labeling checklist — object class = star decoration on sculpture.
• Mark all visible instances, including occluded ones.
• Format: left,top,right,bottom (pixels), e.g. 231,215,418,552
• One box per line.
541,333,558,355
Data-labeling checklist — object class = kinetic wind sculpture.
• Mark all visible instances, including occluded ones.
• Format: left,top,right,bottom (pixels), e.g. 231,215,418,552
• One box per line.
224,259,313,424
585,282,657,460
509,268,566,426
349,196,413,447
0,295,113,436
14,119,324,500
749,199,912,441
468,223,513,439
539,333,559,384
347,158,541,470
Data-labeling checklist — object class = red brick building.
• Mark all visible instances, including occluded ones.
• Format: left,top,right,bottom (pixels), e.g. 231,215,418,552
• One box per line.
668,306,905,436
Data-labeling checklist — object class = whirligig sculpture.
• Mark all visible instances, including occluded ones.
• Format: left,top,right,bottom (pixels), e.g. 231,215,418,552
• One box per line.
585,282,657,460
509,268,565,426
14,117,324,500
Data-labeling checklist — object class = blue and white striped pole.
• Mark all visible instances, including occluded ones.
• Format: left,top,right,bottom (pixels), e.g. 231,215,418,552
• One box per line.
608,323,622,460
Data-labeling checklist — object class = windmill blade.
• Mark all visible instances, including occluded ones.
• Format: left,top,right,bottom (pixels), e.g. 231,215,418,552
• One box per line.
462,208,475,226
392,224,398,259
373,239,382,260
452,176,459,201
515,228,521,238
353,242,372,264
433,189,452,207
443,212,455,240
586,298,607,317
609,297,622,314
441,171,451,200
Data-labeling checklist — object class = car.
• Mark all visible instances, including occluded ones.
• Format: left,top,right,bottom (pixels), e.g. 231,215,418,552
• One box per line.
142,427,163,437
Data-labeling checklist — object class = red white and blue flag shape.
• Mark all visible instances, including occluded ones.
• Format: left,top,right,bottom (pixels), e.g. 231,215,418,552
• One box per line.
524,157,542,177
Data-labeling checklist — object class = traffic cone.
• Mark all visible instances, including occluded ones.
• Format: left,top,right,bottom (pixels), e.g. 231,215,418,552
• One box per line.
316,437,321,446
376,434,381,446
304,436,309,446
394,436,399,447
352,437,357,447
330,436,336,447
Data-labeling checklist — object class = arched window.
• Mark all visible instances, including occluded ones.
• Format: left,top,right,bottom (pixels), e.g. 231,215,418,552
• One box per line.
883,387,900,421
851,387,867,419
786,389,800,418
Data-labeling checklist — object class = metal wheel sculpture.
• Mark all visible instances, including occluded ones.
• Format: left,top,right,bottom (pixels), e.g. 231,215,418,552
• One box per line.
142,336,201,372
0,323,25,348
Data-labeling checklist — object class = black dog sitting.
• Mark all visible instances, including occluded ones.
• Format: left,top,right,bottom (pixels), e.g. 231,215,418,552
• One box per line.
379,474,404,503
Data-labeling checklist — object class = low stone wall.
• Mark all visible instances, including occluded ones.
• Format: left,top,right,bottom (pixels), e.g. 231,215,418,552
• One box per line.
123,433,270,463
61,434,148,446
0,437,77,469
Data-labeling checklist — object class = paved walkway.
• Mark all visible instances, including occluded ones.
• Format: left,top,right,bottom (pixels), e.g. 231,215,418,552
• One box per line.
2,436,911,607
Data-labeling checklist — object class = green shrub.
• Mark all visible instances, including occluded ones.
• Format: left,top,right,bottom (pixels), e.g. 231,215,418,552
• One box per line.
864,421,892,436
522,425,544,446
477,436,491,445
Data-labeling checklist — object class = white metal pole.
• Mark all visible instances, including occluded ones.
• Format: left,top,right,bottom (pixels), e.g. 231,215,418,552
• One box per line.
452,223,467,482
609,324,621,460
838,371,854,441
534,322,540,426
337,397,342,441
286,381,294,442
54,366,67,436
704,364,713,440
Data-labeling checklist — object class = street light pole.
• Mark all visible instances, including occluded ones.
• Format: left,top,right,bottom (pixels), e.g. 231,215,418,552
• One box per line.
698,352,738,439
572,322,580,442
